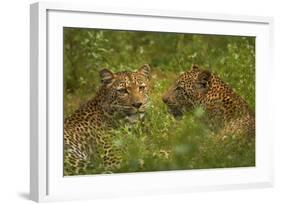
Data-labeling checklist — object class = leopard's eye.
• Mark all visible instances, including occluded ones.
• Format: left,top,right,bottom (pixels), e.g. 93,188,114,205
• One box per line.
175,86,183,91
116,88,128,94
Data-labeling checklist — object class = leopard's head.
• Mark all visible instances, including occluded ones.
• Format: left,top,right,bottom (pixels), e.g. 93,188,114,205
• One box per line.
99,64,151,122
162,64,211,120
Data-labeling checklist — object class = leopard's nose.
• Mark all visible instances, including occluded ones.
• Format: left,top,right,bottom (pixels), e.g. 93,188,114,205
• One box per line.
162,96,169,104
132,102,142,109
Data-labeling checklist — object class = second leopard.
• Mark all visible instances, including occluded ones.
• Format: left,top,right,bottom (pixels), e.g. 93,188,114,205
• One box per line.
162,64,255,139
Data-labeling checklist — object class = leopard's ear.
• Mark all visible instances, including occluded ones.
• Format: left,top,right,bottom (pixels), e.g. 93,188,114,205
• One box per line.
196,70,211,93
138,64,151,80
191,64,200,71
99,68,115,84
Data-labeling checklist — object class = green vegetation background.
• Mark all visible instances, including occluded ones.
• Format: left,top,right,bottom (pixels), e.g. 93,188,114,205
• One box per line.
64,28,255,174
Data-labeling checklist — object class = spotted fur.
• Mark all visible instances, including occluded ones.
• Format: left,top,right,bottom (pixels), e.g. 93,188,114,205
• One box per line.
64,64,151,175
162,64,255,138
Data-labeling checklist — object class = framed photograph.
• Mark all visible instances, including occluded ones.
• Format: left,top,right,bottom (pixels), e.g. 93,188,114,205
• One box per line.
30,2,274,202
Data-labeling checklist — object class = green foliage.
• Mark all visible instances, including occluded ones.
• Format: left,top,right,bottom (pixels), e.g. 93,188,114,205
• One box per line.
64,28,255,174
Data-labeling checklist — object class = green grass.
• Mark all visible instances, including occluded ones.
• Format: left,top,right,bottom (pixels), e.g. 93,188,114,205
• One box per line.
64,28,255,174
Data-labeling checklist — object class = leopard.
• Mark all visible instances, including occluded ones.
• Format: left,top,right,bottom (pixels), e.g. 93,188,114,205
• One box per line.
64,64,151,175
162,64,255,139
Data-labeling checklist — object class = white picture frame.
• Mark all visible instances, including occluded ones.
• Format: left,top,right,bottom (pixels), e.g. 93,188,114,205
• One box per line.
30,1,274,202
